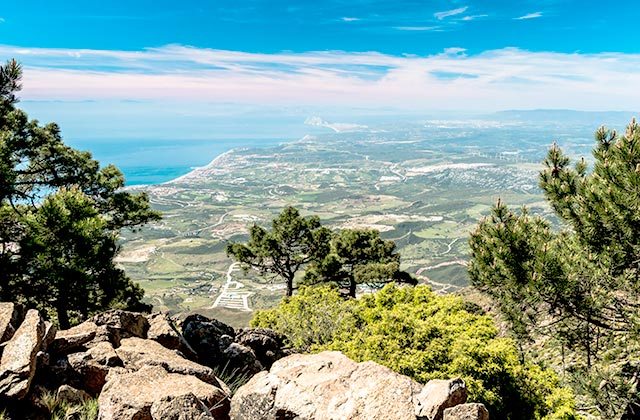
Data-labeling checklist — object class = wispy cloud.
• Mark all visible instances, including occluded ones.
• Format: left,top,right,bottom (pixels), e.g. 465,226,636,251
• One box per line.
3,44,640,111
341,17,360,22
515,12,543,20
462,14,488,21
0,18,5,23
434,7,468,20
394,26,440,31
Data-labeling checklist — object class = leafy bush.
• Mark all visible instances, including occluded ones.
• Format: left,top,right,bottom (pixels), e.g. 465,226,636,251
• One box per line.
253,284,579,420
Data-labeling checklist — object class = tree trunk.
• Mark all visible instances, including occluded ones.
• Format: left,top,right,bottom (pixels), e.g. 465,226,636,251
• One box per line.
349,278,357,298
286,276,293,297
57,302,70,329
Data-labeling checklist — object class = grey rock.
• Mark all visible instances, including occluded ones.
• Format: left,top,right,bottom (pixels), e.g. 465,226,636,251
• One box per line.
150,393,216,420
230,351,424,420
50,321,98,354
0,309,46,399
415,378,468,420
91,310,149,347
146,312,196,359
443,403,490,420
98,365,229,420
56,384,92,405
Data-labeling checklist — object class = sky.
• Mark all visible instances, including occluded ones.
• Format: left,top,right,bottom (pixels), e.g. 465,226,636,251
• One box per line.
1,0,639,138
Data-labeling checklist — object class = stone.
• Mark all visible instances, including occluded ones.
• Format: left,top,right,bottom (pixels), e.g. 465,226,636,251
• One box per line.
146,312,196,358
235,328,291,370
415,378,468,420
98,365,230,420
116,337,223,387
67,341,122,395
230,351,424,420
150,393,216,420
221,343,263,376
56,384,92,405
92,310,149,346
50,321,98,354
0,302,24,344
0,309,46,399
443,403,490,420
181,314,235,366
43,321,57,349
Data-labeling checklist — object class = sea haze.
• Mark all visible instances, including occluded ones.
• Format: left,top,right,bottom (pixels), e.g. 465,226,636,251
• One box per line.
66,138,289,186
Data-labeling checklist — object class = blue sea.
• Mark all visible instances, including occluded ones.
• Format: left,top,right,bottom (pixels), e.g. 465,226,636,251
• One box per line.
66,138,290,186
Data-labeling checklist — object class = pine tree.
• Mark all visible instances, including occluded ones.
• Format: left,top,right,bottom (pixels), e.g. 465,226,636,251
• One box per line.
0,60,160,327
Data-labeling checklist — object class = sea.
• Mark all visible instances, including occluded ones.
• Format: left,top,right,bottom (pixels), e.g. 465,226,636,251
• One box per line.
66,138,290,186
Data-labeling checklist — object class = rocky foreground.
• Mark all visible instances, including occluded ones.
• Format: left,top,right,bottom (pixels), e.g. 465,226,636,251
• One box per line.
0,302,488,419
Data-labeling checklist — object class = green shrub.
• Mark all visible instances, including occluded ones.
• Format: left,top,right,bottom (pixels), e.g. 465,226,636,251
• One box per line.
253,284,580,420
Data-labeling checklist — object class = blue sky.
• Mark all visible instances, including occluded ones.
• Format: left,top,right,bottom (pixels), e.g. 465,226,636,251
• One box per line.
1,1,639,139
1,0,635,55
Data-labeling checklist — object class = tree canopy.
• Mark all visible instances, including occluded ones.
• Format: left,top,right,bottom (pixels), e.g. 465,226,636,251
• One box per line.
305,228,416,297
0,60,160,327
469,119,640,417
226,206,331,296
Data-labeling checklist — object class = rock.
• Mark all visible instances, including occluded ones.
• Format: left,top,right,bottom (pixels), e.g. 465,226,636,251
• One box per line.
50,321,98,354
181,315,235,367
415,378,468,420
443,403,490,420
0,309,46,399
116,337,223,387
98,365,230,420
0,302,24,344
230,351,424,420
67,341,122,395
43,321,57,349
150,393,215,420
222,343,263,376
235,328,291,370
146,313,196,358
56,384,91,405
92,310,149,346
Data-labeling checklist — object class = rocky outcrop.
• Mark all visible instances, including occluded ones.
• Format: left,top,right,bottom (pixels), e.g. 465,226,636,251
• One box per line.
0,309,46,399
98,365,228,420
443,403,490,420
415,378,468,420
0,304,487,420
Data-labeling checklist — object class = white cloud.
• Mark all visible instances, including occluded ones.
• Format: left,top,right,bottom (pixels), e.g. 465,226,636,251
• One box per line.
462,14,488,21
394,26,440,31
515,12,543,20
3,44,640,111
341,17,359,22
434,7,468,20
0,18,5,23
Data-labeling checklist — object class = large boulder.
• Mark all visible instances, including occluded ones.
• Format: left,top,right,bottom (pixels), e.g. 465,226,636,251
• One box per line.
230,351,428,420
98,365,230,420
235,328,291,370
66,340,123,395
0,309,46,399
415,378,468,420
146,313,196,359
181,315,235,367
443,403,489,420
91,310,149,346
50,321,98,354
0,302,25,344
116,337,222,387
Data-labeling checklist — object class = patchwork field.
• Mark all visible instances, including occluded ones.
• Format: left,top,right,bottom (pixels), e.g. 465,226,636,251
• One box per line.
119,116,606,326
